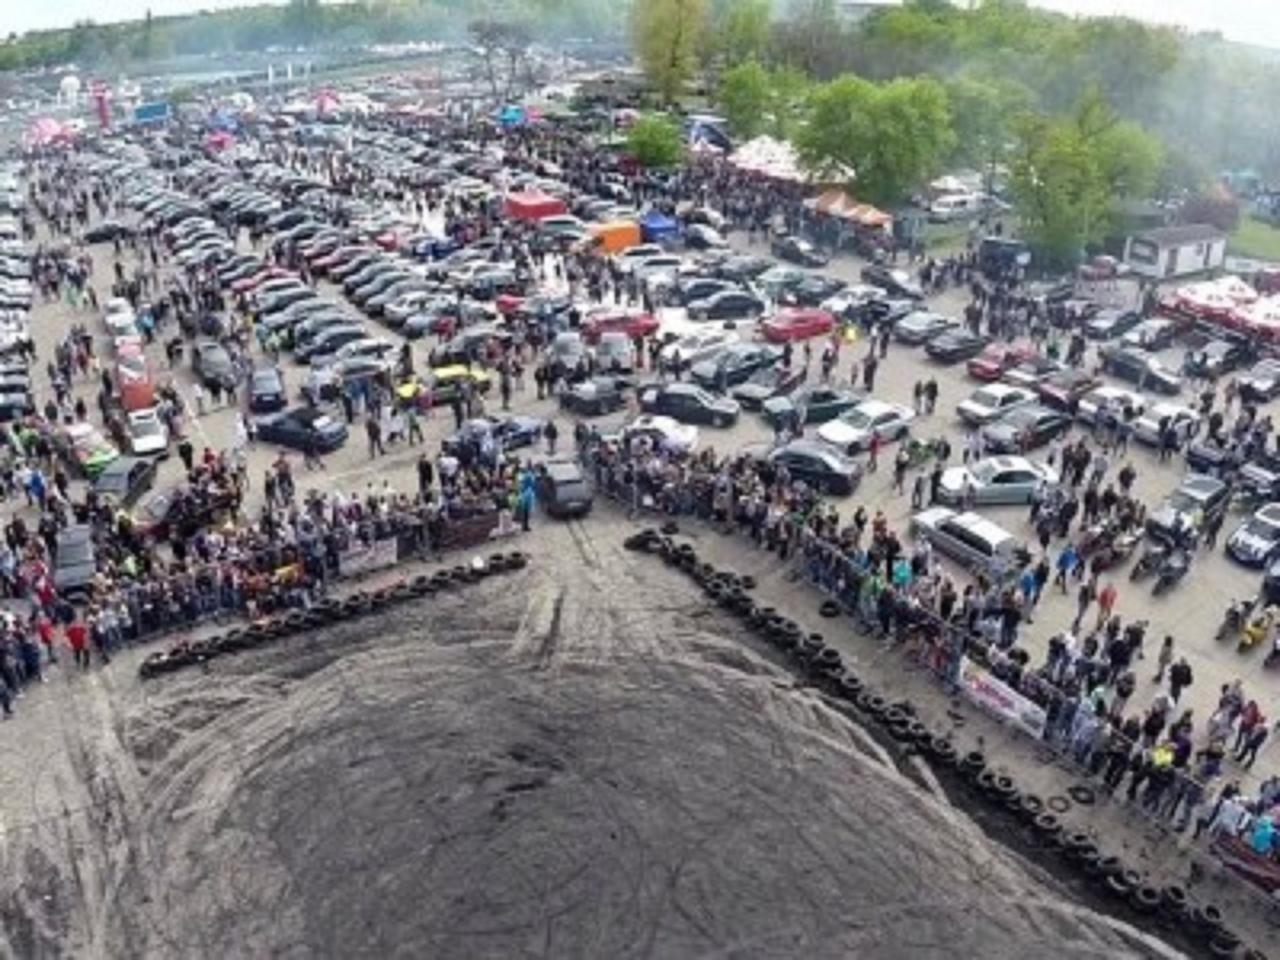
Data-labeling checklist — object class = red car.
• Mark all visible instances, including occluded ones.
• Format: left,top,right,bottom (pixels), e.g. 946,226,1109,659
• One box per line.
312,246,373,275
966,341,1038,381
581,309,659,344
761,307,836,343
231,266,295,295
495,293,526,317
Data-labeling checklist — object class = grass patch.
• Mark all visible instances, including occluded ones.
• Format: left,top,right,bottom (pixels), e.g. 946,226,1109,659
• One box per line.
1228,216,1280,262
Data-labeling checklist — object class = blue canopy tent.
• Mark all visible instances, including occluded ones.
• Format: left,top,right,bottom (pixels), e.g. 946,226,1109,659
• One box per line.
639,211,679,244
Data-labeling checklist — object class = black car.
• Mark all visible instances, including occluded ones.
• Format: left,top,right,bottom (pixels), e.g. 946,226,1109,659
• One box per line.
1238,359,1280,404
638,382,740,427
1146,474,1230,543
54,526,96,600
771,234,828,268
1184,440,1241,479
537,459,594,518
715,255,774,282
91,456,157,508
441,415,546,456
250,366,287,413
782,275,847,307
254,407,349,453
428,326,513,368
690,343,781,390
730,365,805,410
1083,309,1142,340
767,440,862,495
980,404,1073,453
861,264,924,300
257,287,316,317
0,390,33,422
1183,338,1254,379
560,377,630,416
686,290,765,322
924,329,991,363
1098,346,1182,395
669,276,737,307
84,220,134,243
192,339,237,390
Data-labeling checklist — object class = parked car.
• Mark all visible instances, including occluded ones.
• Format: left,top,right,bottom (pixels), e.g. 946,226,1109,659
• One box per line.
980,404,1073,454
56,421,119,477
192,338,237,390
967,342,1038,381
254,407,349,452
686,289,765,322
761,307,836,343
1098,346,1182,395
731,365,805,410
861,264,924,300
815,399,914,454
621,415,699,455
689,343,781,390
537,459,594,518
894,311,957,345
1238,359,1280,404
783,275,847,308
1146,474,1230,543
767,440,861,495
125,408,168,457
92,455,157,508
1084,309,1142,340
1036,369,1100,411
1002,356,1065,389
1076,385,1146,425
957,383,1037,426
1121,318,1179,351
560,377,630,416
638,382,740,427
441,415,546,456
54,526,96,600
910,507,1028,575
581,308,659,344
1183,338,1254,379
1131,402,1200,446
249,366,287,413
761,385,862,429
1184,439,1240,479
1226,503,1280,567
925,329,990,363
770,234,828,267
937,456,1058,506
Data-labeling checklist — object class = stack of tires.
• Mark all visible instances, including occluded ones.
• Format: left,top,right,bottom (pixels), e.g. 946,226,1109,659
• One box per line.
139,552,531,680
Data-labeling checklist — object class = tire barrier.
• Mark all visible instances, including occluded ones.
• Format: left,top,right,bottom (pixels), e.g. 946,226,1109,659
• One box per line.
139,553,533,681
625,535,1268,959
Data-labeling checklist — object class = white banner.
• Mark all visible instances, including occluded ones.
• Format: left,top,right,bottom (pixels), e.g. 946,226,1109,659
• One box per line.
957,656,1047,740
339,538,398,578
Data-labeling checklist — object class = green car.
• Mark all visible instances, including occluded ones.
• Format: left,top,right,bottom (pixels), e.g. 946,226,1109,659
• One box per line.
762,385,863,429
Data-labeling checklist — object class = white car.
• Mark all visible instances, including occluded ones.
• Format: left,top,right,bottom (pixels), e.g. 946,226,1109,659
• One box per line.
103,298,137,337
622,415,698,455
1076,385,1145,425
956,384,1037,426
615,244,665,273
633,254,684,283
335,337,397,365
126,407,168,457
1132,402,1200,446
816,399,915,454
937,455,1058,506
658,329,737,370
821,284,882,316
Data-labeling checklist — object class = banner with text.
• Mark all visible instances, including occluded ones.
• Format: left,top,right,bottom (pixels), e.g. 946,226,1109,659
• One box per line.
957,656,1047,740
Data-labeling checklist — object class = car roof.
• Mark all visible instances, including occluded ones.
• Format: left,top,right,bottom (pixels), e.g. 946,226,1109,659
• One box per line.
855,399,902,416
1181,474,1226,495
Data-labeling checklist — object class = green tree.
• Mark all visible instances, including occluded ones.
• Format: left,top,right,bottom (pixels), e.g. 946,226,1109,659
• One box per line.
796,74,954,205
1009,92,1163,267
717,0,770,64
717,60,770,138
945,74,1033,179
626,113,684,168
631,0,708,104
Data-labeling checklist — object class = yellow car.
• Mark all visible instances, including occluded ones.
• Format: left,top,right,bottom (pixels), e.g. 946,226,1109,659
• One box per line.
396,365,492,407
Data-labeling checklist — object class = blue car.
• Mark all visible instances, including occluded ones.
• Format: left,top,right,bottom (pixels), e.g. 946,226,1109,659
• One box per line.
411,235,462,261
441,415,546,457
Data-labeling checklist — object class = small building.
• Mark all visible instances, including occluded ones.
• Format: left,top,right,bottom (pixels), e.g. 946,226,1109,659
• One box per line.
1124,224,1227,280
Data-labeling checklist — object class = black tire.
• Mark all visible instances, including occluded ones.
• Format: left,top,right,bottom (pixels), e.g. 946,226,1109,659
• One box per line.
819,599,840,618
1131,886,1161,913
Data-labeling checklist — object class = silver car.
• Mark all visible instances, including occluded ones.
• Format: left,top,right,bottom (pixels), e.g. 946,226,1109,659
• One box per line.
937,455,1058,506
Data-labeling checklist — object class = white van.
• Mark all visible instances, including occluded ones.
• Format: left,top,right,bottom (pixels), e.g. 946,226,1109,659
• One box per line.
929,193,983,222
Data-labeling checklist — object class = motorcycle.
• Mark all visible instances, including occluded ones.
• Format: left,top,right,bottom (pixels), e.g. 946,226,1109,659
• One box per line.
1152,548,1191,596
1218,597,1258,641
1091,530,1140,572
1130,543,1167,582
1239,606,1278,653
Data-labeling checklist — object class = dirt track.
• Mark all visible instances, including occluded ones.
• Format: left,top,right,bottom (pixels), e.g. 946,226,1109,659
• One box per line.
0,520,1186,959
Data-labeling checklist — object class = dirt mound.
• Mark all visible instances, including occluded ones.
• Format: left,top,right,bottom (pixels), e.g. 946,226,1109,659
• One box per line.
0,533,1183,959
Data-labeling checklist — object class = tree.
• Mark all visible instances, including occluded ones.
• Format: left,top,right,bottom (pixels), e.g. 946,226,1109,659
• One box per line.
1180,187,1242,233
717,60,770,139
1009,92,1163,268
796,74,954,205
716,0,770,64
771,0,844,79
945,74,1033,184
626,114,684,168
632,0,708,104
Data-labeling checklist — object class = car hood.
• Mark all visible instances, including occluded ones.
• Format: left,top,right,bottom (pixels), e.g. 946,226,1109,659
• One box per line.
734,382,775,401
55,559,96,587
938,467,971,493
1240,462,1280,490
957,400,999,422
817,420,868,445
760,396,795,415
1229,525,1278,559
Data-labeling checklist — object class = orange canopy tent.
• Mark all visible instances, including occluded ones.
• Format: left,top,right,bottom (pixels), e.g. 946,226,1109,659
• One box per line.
804,190,892,228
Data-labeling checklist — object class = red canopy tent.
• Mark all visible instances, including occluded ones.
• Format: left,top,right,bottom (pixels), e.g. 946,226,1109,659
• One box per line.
505,190,567,221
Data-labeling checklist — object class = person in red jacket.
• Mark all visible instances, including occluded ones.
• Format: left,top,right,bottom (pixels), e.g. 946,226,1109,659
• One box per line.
66,618,89,670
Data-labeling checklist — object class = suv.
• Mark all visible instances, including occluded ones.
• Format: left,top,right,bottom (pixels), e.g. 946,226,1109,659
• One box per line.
911,507,1029,577
537,459,594,518
1146,474,1230,544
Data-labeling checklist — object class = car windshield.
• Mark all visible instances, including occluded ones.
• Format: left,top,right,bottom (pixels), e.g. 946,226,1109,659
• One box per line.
842,408,876,428
132,418,162,437
970,389,1001,407
59,539,93,565
313,416,336,431
1246,515,1280,538
1167,491,1202,513
556,481,590,500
